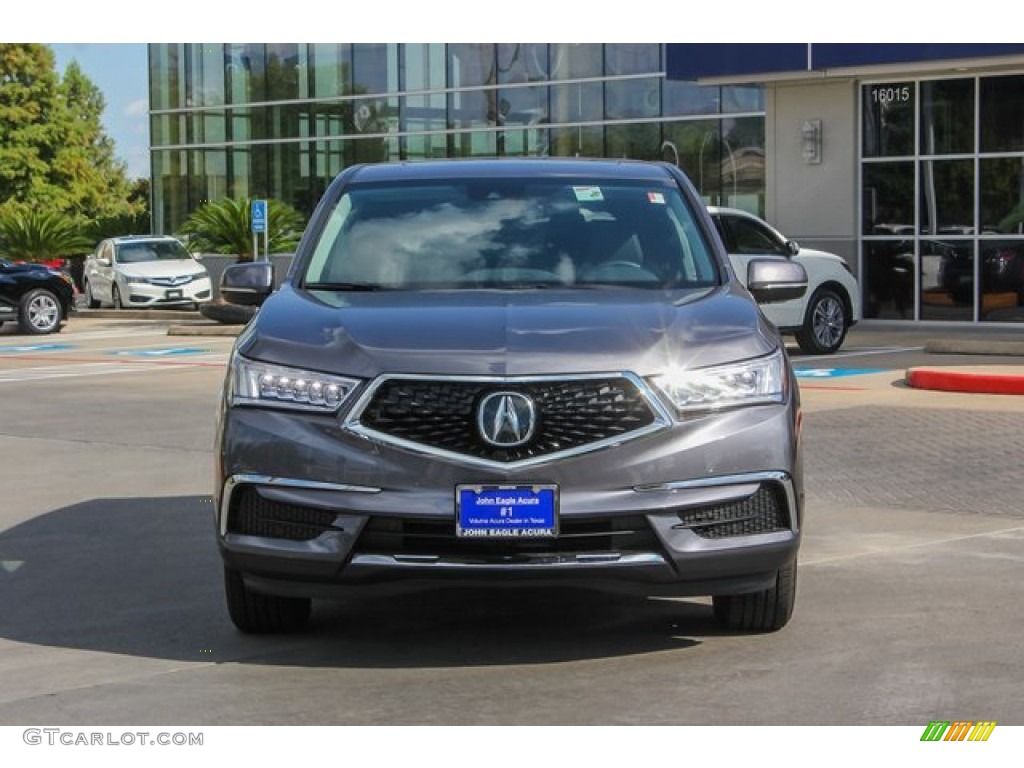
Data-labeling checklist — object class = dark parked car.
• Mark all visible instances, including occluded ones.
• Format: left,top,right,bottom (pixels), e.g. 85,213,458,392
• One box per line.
214,158,808,635
0,259,76,334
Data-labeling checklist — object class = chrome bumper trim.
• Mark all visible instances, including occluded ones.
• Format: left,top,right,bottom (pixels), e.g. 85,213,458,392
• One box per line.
218,473,381,537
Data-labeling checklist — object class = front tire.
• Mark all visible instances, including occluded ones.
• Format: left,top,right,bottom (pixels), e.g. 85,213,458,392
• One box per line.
796,289,847,355
84,280,101,309
712,560,797,632
112,283,124,309
18,288,63,335
224,567,311,634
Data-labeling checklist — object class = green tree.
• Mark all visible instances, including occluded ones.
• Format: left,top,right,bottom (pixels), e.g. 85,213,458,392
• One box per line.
179,198,304,261
0,44,142,227
0,209,93,261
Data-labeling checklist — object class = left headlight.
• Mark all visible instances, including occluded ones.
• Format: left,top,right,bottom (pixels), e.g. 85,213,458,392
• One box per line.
231,355,360,413
651,349,787,415
124,274,149,284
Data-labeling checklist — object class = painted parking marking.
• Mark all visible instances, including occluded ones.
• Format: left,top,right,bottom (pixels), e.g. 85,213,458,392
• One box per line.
0,343,76,353
794,367,888,379
111,347,211,357
0,362,196,383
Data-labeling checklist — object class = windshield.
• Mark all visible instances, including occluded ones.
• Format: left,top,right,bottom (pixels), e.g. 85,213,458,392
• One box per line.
302,178,719,290
117,240,191,264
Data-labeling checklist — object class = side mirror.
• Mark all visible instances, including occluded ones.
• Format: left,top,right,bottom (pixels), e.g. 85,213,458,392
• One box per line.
747,259,807,304
97,258,111,267
786,240,800,257
221,261,274,306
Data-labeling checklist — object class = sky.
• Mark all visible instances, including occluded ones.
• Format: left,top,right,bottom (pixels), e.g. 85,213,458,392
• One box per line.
50,44,149,180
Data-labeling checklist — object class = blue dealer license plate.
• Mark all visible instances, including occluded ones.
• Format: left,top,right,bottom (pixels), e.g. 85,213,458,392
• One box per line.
456,485,558,538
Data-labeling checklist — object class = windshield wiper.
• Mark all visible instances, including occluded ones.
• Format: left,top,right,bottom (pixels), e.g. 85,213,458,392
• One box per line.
303,281,387,291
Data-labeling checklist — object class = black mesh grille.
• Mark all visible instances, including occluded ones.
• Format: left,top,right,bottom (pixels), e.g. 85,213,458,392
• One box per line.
674,486,788,538
359,377,657,462
228,487,341,541
356,515,660,559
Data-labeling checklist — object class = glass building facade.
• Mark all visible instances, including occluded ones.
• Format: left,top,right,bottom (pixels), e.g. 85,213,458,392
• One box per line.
861,73,1024,323
148,43,766,234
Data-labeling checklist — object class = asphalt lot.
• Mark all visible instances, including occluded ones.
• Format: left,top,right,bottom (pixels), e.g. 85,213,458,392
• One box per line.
1,316,1023,725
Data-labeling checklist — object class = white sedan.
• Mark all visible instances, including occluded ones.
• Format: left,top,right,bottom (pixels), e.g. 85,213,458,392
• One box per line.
708,207,861,354
83,236,212,310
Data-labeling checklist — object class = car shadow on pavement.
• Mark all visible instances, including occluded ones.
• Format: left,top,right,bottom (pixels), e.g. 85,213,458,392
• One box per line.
0,497,727,668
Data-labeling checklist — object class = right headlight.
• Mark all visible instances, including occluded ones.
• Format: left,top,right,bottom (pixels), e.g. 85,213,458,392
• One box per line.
651,349,787,415
231,355,360,413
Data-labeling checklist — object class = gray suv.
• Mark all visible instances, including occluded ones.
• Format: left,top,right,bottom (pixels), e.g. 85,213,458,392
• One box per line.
215,159,807,634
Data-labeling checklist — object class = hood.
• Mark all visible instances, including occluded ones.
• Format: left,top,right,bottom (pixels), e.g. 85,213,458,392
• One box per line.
237,284,779,379
118,259,206,278
796,247,846,265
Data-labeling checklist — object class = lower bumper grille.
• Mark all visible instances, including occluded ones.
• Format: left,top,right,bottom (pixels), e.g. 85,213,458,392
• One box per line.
674,486,788,538
355,515,660,558
228,487,340,541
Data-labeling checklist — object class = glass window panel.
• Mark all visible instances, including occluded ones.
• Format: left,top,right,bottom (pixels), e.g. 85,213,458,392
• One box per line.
497,44,548,84
265,44,302,102
349,96,398,135
152,149,187,234
550,44,603,79
191,112,226,145
226,44,265,104
497,85,548,129
311,44,351,99
605,123,661,160
603,44,659,76
549,125,602,158
312,101,348,140
862,82,915,157
269,103,312,143
862,162,914,235
449,88,497,130
722,117,765,211
663,81,720,117
550,82,602,123
403,43,446,91
605,77,660,120
862,241,915,319
352,135,398,164
979,240,1024,320
448,44,496,89
722,85,764,113
450,130,497,158
981,158,1024,234
229,147,251,200
920,159,974,235
187,44,224,108
403,131,448,160
353,44,398,96
498,126,549,157
980,74,1024,153
401,93,446,134
149,45,182,111
920,79,974,155
662,120,721,205
921,239,973,320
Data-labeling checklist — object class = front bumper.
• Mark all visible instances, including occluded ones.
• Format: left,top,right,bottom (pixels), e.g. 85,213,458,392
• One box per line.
216,394,803,598
122,277,212,306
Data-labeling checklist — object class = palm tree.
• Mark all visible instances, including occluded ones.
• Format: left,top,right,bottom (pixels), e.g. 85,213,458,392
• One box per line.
0,209,93,261
179,198,304,261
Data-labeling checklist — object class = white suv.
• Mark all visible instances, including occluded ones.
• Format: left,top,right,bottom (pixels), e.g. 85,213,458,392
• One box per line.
709,207,860,354
83,236,212,310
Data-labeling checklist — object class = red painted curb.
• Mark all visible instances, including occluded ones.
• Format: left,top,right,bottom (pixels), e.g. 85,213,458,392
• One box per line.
905,368,1024,395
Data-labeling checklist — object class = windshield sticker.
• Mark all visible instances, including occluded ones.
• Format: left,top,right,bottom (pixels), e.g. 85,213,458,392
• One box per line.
647,192,666,205
572,186,604,202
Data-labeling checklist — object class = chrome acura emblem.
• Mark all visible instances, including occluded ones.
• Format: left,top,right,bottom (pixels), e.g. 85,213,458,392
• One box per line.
477,392,536,447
